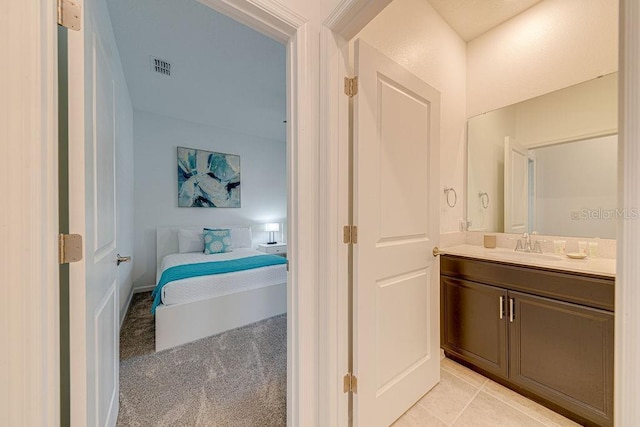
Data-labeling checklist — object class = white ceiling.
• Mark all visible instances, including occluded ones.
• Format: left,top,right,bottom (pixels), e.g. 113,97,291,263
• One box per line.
107,0,286,142
428,0,544,41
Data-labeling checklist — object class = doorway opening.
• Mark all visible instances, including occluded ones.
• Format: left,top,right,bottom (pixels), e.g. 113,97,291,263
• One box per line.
111,0,288,423
62,0,309,425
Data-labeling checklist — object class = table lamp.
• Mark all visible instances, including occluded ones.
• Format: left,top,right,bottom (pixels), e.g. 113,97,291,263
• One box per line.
265,223,280,244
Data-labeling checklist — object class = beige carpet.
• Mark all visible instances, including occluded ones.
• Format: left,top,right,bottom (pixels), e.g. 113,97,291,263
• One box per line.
120,293,156,360
118,294,287,426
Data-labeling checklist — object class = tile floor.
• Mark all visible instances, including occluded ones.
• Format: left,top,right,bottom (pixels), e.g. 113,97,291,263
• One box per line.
392,358,581,427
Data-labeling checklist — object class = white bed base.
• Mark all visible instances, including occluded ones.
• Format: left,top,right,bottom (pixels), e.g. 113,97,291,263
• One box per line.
154,226,287,352
155,282,287,351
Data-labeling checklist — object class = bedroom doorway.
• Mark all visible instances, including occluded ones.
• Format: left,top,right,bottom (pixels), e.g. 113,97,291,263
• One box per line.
63,0,309,425
115,0,288,424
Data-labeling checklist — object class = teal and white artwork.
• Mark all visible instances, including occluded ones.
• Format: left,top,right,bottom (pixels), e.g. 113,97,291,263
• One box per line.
177,147,241,208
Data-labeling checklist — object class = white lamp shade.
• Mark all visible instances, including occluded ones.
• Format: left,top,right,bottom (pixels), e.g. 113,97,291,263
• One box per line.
265,223,280,232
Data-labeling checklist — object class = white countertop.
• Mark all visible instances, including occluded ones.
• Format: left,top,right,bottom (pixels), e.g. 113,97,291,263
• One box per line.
442,244,616,278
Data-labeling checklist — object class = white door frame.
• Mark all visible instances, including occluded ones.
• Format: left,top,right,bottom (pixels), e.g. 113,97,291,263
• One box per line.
185,0,315,424
199,3,397,425
6,0,640,426
319,2,394,425
1,0,61,425
615,0,640,424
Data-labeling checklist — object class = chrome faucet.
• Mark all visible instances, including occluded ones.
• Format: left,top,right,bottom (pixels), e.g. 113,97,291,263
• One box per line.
515,233,531,252
515,232,544,254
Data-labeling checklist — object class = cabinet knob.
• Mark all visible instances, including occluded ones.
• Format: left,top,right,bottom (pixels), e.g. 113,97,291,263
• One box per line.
433,246,444,257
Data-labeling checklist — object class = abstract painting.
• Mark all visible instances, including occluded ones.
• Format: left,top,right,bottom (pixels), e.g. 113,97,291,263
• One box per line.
177,147,241,207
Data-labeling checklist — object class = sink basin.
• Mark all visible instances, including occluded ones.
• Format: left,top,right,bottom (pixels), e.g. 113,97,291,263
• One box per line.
485,249,564,262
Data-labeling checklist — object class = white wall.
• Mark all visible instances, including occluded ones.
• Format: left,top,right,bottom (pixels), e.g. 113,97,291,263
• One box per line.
467,0,618,117
132,110,286,289
354,0,467,233
533,135,617,239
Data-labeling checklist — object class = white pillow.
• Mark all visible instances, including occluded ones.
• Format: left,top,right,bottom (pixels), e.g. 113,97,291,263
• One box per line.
178,229,204,253
230,227,252,249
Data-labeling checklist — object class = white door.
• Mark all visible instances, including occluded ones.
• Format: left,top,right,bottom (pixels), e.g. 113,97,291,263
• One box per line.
352,39,441,427
504,136,529,233
67,1,120,425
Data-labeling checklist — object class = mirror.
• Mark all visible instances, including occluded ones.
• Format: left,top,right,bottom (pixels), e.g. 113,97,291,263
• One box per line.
467,73,618,238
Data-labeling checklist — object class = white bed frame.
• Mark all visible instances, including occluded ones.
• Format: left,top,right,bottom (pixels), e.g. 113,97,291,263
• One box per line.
154,226,287,351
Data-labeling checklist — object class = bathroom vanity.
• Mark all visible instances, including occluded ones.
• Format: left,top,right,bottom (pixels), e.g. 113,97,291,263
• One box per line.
440,249,614,426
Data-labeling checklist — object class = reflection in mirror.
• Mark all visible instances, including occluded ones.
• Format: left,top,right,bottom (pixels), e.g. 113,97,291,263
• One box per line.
530,135,617,238
467,73,618,238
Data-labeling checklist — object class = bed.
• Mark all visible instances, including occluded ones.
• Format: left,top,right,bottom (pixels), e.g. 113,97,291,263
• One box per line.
154,226,287,351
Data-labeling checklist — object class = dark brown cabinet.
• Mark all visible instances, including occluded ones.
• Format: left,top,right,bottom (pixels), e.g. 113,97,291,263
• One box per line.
509,291,614,426
441,277,508,378
441,255,615,427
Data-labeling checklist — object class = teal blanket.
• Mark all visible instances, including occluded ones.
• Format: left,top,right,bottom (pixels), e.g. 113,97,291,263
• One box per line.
151,254,287,314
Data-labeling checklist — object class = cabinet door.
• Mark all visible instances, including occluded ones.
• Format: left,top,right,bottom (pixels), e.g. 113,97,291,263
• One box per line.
509,291,614,426
441,277,508,378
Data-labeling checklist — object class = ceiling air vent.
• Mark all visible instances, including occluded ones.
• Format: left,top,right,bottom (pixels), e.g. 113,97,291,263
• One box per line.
151,56,171,76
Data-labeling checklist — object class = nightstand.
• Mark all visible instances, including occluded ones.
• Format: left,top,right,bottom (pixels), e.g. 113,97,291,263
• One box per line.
257,243,287,257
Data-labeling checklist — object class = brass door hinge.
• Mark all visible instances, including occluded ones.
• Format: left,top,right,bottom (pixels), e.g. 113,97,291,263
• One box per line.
343,225,358,244
57,0,81,31
343,373,358,393
59,234,83,264
344,77,358,97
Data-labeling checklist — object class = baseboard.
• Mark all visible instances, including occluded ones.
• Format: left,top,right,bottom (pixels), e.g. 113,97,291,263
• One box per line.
120,286,135,328
133,285,155,293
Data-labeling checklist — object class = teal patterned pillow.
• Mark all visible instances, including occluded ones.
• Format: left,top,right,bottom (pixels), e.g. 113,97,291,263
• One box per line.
203,228,233,254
